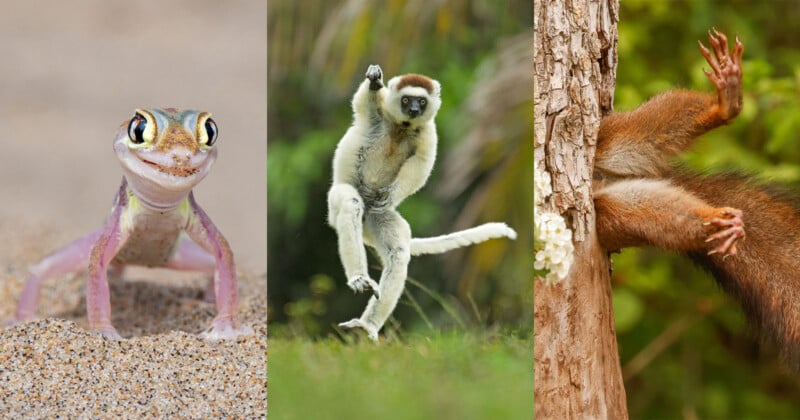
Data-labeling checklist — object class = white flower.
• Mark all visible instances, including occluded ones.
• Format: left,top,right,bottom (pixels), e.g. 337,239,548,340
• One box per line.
534,161,552,205
533,209,574,285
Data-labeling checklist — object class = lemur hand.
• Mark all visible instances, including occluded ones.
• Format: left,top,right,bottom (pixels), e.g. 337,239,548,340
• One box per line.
348,275,381,299
366,64,383,91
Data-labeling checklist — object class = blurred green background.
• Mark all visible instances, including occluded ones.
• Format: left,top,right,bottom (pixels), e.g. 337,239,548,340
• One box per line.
268,0,532,340
611,1,800,417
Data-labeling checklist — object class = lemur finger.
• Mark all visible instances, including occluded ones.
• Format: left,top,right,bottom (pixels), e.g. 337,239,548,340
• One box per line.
366,64,383,81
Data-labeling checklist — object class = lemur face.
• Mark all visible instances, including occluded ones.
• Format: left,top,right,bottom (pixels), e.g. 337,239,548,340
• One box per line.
386,73,441,126
401,95,427,118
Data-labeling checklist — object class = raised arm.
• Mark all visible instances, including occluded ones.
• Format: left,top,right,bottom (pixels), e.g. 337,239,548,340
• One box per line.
351,64,387,126
595,29,744,179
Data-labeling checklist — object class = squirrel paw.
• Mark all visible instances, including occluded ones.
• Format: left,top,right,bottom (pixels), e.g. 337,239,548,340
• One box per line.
704,207,745,258
698,28,744,121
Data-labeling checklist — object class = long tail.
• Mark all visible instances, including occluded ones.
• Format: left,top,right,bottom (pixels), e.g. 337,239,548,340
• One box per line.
675,172,800,371
410,222,517,256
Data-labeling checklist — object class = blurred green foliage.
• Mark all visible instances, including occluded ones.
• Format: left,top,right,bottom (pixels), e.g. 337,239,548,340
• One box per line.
268,0,531,341
613,1,800,417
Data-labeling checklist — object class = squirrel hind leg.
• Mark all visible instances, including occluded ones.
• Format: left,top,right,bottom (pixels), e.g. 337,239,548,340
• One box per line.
595,178,744,256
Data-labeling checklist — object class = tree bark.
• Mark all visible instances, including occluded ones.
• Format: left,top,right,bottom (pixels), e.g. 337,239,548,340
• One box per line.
533,0,627,418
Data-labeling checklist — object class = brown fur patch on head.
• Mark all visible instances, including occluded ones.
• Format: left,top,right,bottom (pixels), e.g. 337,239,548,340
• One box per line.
395,74,435,93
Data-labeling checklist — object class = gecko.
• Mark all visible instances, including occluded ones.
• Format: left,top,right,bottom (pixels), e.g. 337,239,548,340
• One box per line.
10,108,249,340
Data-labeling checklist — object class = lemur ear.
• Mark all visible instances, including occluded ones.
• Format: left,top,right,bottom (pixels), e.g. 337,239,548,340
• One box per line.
431,80,442,98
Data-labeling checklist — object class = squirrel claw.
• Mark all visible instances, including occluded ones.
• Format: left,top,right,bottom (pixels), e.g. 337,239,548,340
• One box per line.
705,207,745,258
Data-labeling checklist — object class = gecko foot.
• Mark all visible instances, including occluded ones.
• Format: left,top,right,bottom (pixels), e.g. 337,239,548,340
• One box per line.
93,326,123,341
199,317,253,341
704,207,745,257
347,275,381,300
338,318,379,342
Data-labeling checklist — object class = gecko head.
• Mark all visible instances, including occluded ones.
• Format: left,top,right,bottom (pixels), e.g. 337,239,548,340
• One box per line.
385,74,441,127
114,108,218,193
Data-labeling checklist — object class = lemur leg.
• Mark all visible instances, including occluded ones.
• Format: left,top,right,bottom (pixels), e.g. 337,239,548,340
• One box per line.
12,230,102,323
164,235,217,303
327,183,379,295
339,209,411,341
595,178,745,256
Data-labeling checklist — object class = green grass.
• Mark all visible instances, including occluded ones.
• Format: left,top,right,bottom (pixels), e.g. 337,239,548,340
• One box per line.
268,332,533,420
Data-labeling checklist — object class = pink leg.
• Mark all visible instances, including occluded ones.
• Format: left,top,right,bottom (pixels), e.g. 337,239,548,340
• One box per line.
164,235,217,302
14,231,102,321
85,185,129,340
185,192,248,340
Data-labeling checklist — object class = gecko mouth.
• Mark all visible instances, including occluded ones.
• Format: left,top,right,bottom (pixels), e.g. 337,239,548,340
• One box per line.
141,159,200,177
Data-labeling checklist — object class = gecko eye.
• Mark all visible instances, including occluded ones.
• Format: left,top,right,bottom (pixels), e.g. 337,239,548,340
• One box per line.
402,97,409,104
128,113,148,144
204,118,218,146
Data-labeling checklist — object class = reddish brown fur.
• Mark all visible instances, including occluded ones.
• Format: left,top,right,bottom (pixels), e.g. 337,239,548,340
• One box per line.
592,31,800,370
395,74,434,93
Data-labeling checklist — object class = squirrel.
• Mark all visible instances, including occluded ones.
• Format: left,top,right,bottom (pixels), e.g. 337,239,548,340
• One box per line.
594,29,800,371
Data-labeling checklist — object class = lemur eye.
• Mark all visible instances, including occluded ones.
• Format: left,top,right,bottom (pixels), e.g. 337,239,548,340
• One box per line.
402,97,409,104
204,118,218,146
420,98,427,105
128,113,147,144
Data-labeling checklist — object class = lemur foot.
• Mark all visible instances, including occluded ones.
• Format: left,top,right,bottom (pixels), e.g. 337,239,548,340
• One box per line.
338,318,379,342
704,207,745,257
698,28,743,121
366,64,383,90
347,275,381,299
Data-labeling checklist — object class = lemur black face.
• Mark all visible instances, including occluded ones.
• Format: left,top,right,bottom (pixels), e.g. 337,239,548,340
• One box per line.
400,95,428,118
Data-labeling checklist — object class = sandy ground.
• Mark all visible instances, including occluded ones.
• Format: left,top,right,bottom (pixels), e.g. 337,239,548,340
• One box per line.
0,1,266,417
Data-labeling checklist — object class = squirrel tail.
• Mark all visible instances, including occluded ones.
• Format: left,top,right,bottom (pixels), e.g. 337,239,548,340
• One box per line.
676,172,800,371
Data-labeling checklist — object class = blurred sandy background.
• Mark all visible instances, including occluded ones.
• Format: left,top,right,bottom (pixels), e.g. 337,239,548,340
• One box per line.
0,1,266,417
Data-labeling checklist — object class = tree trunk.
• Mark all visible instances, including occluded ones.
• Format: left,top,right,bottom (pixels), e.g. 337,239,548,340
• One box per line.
533,0,627,418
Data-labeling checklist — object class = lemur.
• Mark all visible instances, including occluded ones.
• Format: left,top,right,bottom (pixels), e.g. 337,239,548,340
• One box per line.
593,29,800,370
327,64,517,341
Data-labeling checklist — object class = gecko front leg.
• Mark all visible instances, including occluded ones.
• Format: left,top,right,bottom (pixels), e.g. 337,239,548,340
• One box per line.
185,192,250,340
86,184,130,340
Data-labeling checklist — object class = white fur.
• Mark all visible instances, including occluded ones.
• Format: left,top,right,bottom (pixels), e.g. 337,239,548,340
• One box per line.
328,65,515,342
410,222,517,256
